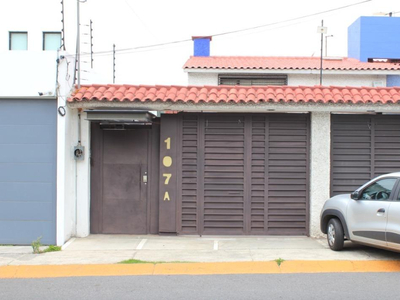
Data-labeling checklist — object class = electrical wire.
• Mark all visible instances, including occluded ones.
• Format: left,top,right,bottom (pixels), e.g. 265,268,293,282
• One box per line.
123,0,159,41
91,16,317,58
65,0,373,59
212,0,372,37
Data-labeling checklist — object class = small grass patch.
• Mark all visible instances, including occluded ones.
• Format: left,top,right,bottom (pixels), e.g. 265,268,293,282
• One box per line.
31,236,42,254
118,259,191,264
274,258,285,266
42,245,62,253
119,259,156,264
31,236,62,254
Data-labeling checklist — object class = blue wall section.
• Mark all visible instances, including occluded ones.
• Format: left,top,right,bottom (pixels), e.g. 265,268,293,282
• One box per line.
194,38,211,57
348,16,400,62
348,17,361,61
387,75,400,87
0,99,56,245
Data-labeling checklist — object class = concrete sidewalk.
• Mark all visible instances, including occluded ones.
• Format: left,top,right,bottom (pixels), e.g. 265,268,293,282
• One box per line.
1,235,400,266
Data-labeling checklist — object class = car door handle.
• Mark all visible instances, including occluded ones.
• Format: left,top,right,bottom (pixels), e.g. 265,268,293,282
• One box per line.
377,208,386,213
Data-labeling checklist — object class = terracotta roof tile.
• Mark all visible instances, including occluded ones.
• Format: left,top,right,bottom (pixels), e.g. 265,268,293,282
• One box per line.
69,84,400,105
183,56,400,71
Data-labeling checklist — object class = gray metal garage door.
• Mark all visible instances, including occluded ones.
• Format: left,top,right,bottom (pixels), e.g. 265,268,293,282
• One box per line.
331,114,400,196
179,113,310,236
0,99,56,245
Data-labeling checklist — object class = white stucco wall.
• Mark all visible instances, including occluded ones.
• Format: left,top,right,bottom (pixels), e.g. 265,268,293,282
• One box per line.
0,51,58,97
188,72,219,85
309,112,331,238
0,1,66,51
57,51,77,245
76,112,91,238
63,107,78,244
288,74,386,87
57,50,91,244
187,71,388,88
0,0,79,98
59,107,91,243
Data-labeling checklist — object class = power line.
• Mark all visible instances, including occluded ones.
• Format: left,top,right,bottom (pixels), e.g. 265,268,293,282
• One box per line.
212,0,372,37
123,0,159,41
67,0,372,58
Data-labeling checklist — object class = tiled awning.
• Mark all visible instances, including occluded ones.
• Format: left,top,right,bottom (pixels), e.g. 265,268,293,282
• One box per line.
69,84,400,104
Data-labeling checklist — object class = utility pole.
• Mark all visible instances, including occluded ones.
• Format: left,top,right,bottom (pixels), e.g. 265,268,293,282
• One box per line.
319,20,323,86
113,44,116,84
317,20,327,86
77,0,81,88
76,0,87,88
61,0,66,50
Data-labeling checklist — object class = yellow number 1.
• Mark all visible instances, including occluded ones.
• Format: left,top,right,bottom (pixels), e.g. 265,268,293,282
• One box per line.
164,137,171,150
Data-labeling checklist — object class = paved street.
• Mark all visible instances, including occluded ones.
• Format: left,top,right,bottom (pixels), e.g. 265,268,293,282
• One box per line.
2,273,400,300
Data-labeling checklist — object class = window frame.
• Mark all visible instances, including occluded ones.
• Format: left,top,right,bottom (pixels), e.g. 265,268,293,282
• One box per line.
218,74,288,86
9,31,28,50
42,31,62,51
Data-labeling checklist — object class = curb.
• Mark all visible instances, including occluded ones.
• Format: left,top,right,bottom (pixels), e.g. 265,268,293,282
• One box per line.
1,260,400,278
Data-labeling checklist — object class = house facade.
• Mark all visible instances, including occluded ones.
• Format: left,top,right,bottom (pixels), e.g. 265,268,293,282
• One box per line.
64,16,400,240
3,12,400,245
68,83,400,238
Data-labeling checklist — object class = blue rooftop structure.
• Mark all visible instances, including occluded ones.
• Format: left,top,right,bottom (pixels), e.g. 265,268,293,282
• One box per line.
192,36,212,57
348,16,400,62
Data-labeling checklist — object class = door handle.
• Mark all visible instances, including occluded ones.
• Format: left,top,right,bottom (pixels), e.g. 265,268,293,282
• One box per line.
377,208,385,213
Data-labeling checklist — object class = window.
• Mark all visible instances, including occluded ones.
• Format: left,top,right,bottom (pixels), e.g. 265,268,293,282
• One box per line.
360,178,397,201
9,32,27,50
218,74,287,86
43,32,61,51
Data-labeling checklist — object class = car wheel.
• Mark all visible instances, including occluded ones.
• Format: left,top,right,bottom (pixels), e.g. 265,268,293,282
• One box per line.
327,218,344,251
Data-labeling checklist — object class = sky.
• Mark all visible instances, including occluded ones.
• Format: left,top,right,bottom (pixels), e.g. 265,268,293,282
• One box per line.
3,0,400,86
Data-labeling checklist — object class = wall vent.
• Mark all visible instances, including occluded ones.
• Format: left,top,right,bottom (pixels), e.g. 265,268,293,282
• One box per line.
372,81,384,87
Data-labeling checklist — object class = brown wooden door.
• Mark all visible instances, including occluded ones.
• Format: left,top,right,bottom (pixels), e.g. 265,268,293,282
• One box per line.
90,124,149,234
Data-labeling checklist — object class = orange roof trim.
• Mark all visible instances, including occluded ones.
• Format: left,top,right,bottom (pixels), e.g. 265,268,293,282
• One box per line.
69,84,400,104
183,56,400,71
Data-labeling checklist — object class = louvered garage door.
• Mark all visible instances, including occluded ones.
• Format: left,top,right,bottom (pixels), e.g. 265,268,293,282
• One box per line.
179,113,310,235
331,114,400,196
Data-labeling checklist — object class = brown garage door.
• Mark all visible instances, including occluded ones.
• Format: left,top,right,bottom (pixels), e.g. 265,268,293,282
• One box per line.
331,114,400,196
179,113,310,236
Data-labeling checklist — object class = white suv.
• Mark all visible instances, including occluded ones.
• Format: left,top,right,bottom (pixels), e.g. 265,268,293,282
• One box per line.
320,172,400,251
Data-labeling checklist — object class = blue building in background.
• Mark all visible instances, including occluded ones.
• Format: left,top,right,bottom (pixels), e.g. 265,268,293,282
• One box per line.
348,16,400,87
348,16,400,62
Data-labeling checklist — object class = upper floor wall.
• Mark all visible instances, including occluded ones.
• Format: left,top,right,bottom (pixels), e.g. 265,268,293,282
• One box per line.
0,51,59,97
0,0,79,52
187,72,389,88
0,0,81,98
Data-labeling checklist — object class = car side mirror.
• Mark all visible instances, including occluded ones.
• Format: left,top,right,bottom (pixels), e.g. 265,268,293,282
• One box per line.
351,191,360,200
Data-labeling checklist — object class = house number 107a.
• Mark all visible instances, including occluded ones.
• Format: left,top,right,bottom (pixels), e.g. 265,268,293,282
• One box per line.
163,137,172,201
